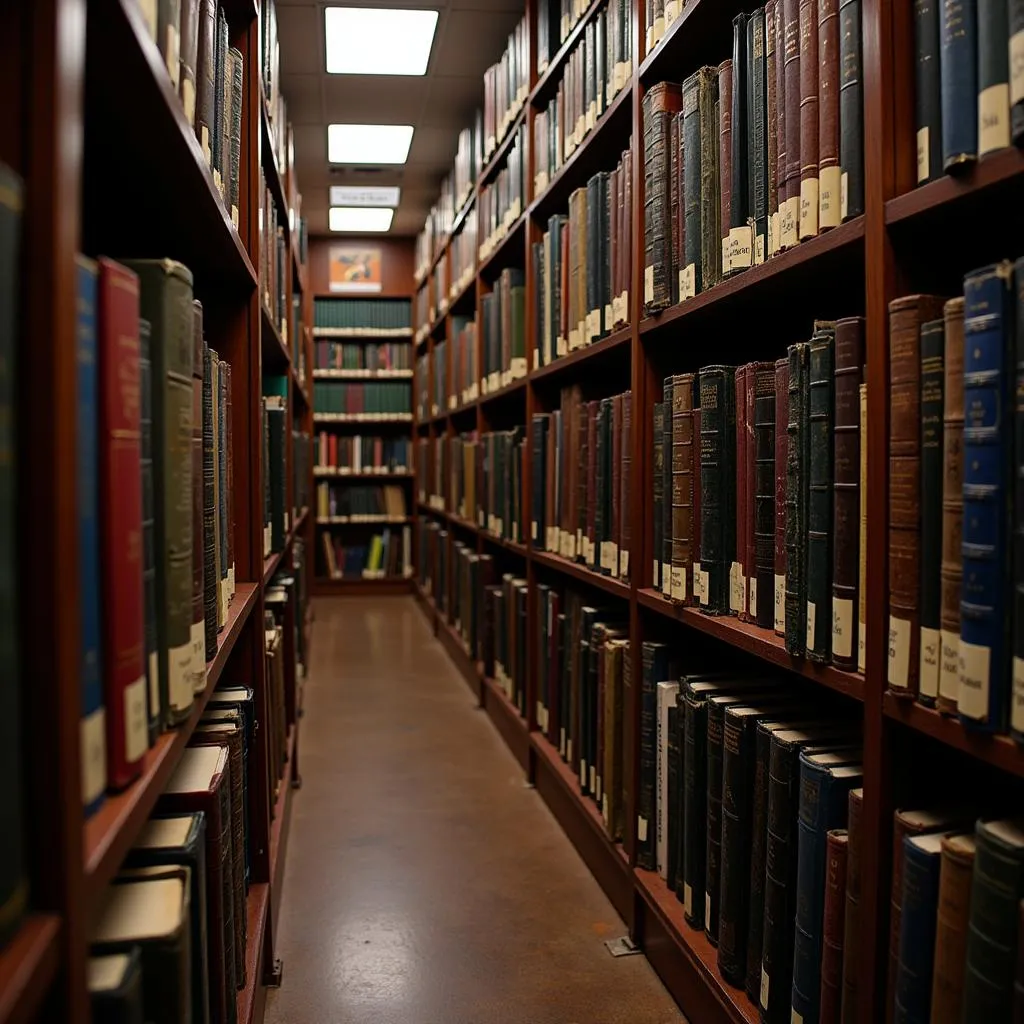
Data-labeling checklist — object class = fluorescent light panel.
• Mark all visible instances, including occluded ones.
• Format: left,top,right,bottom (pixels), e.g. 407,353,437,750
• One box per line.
328,124,414,164
329,207,395,232
329,185,401,207
325,7,438,75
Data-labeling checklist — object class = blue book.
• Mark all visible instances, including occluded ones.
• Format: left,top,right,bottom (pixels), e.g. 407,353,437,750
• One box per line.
894,831,952,1023
76,256,106,816
790,751,862,1024
960,262,1014,730
940,0,978,170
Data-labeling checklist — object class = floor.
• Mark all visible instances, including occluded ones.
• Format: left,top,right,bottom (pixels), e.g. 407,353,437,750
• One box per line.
265,595,685,1024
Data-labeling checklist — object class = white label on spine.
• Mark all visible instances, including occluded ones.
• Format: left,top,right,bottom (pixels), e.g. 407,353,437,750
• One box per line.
958,639,991,720
916,127,930,183
1013,656,1024,733
729,562,742,612
731,225,753,269
780,197,799,249
638,817,648,842
139,0,158,38
819,165,842,229
124,675,149,762
680,264,696,300
166,25,180,88
169,640,193,712
858,618,866,673
806,601,817,651
191,619,206,693
694,562,703,604
229,564,235,598
671,566,686,601
684,883,693,916
620,549,629,577
760,969,770,1010
832,598,854,659
722,236,731,275
888,615,911,689
755,233,766,265
840,173,849,221
654,560,660,587
792,1012,804,1024
609,543,619,577
919,627,941,699
939,629,960,704
750,577,757,618
1012,31,1024,105
182,77,196,128
705,892,712,926
799,177,819,239
148,651,159,723
532,521,538,541
774,574,785,633
81,706,107,807
979,83,1011,155
770,211,780,256
662,563,672,597
700,569,710,605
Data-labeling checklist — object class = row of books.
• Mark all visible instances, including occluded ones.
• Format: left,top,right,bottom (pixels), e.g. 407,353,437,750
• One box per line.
532,387,633,578
915,0,1024,184
77,257,238,814
261,0,290,175
292,428,311,517
314,341,411,372
315,483,408,522
414,285,430,336
313,298,412,334
452,119,485,214
319,527,413,580
478,125,526,260
482,14,530,160
451,316,478,405
430,254,449,321
312,381,412,416
650,322,866,673
481,268,527,389
260,175,289,343
88,684,260,1024
415,352,429,420
532,0,634,194
315,434,410,475
143,1,243,227
450,208,477,298
642,2,864,316
532,153,633,369
885,263,1024,737
260,390,289,557
536,0,600,73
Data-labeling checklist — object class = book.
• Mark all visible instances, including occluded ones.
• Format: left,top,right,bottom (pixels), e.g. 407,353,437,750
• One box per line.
807,324,835,661
887,294,946,698
838,0,863,219
753,364,776,627
681,67,722,295
749,9,770,258
914,0,943,184
719,59,734,278
840,787,863,1022
734,366,748,616
781,0,802,247
190,302,206,692
939,0,977,170
1016,262,1024,738
930,832,976,1024
638,642,673,870
729,15,750,272
88,949,144,1024
977,0,1010,158
819,828,848,1023
858,381,868,672
785,341,809,655
98,258,149,791
775,357,789,635
656,680,679,878
140,316,159,740
700,366,737,614
644,83,683,314
123,259,196,727
798,0,820,240
817,0,841,230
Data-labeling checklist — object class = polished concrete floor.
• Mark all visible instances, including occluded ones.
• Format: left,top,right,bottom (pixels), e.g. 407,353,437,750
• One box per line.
265,596,686,1024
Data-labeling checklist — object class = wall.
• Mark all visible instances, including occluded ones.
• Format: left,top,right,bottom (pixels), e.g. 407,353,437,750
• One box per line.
308,236,414,298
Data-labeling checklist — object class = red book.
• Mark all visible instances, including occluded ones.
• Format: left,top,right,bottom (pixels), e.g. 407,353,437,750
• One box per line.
98,257,148,789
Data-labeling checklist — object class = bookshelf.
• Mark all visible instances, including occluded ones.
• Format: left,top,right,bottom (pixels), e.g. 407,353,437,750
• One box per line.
0,0,313,1021
409,1,1024,1023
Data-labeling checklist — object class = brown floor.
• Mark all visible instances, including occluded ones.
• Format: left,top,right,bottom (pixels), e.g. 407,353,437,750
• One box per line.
265,595,686,1024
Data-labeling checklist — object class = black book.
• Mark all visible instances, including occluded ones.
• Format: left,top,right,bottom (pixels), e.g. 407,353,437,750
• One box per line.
202,345,218,659
753,365,776,629
914,0,943,184
839,0,863,219
730,12,750,275
653,402,665,591
267,398,286,553
977,0,1011,159
785,342,809,656
807,325,835,663
531,415,548,547
747,9,768,262
699,366,737,614
638,642,673,870
662,378,674,591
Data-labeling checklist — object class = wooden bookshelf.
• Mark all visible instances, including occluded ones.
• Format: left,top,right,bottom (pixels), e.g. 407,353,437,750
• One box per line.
1,0,314,1017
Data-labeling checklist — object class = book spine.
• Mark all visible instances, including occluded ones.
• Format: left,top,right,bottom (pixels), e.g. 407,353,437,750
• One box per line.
749,10,769,260
194,0,215,162
734,366,749,617
693,404,703,606
940,0,978,170
99,260,149,792
832,317,863,669
1012,0,1024,143
782,0,802,247
179,0,199,126
202,347,218,657
820,829,848,1024
637,643,659,869
653,402,664,590
663,379,674,589
1017,264,1024,738
808,326,835,662
895,838,943,1022
838,0,863,219
140,319,159,739
672,376,696,601
775,357,789,635
754,365,776,627
840,788,863,1023
719,61,734,278
682,691,708,928
746,722,775,1000
705,700,727,944
776,0,788,223
682,74,702,291
930,836,975,1024
919,317,945,704
190,303,206,693
960,263,1013,730
977,0,1011,157
817,0,841,230
798,0,820,239
858,381,868,671
786,342,809,655
700,366,737,614
700,68,722,291
731,14,751,269
914,0,943,183
767,1,780,255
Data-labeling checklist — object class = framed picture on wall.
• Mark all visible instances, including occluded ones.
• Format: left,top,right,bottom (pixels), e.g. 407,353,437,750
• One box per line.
328,245,383,293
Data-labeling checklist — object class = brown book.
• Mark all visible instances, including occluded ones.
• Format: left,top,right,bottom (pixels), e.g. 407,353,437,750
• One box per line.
621,391,632,579
776,0,789,231
178,0,199,128
817,0,841,230
670,112,683,306
190,302,206,694
782,0,801,247
840,787,862,1024
766,0,780,254
886,809,966,1023
734,365,749,620
821,829,848,1024
832,317,864,669
938,297,965,714
718,60,734,280
159,745,236,1019
930,832,976,1024
611,394,623,574
1016,898,1024,1023
603,638,628,840
888,295,946,697
798,0,820,239
692,406,703,606
746,364,770,622
774,357,789,634
672,375,696,602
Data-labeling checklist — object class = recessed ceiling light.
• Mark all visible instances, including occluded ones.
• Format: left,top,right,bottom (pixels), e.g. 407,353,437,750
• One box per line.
325,7,439,75
329,185,401,207
328,124,414,164
329,207,395,232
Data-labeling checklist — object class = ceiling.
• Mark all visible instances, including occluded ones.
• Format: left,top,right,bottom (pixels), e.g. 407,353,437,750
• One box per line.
275,0,525,237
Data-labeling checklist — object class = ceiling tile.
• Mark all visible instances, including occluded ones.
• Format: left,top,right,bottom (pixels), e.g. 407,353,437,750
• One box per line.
277,6,323,76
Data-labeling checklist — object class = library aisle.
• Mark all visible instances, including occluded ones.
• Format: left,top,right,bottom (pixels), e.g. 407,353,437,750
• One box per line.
265,597,684,1024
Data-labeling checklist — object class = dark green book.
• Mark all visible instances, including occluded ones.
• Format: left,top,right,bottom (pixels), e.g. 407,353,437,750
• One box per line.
699,366,737,614
785,341,810,656
807,325,835,662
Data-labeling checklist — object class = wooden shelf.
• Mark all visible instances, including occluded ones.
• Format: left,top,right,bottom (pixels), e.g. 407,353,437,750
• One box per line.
83,582,260,904
480,530,528,557
313,577,415,595
479,375,528,407
312,369,413,379
637,589,864,700
313,468,413,478
477,213,526,280
531,325,632,384
882,693,1024,777
481,675,531,770
292,369,310,408
313,414,414,425
639,217,865,338
0,915,61,1024
532,549,632,600
262,508,308,586
447,270,477,313
260,91,290,227
315,516,412,526
531,0,605,106
479,104,528,186
236,882,270,1024
261,303,290,371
